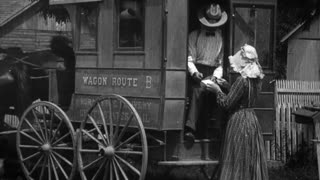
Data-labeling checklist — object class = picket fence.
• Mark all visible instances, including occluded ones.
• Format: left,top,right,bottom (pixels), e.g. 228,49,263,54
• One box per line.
273,80,320,162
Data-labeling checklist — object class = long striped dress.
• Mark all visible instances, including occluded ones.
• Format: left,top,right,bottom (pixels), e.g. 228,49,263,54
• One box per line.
216,76,268,180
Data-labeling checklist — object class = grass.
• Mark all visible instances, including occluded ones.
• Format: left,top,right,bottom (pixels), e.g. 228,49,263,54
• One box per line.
269,166,318,180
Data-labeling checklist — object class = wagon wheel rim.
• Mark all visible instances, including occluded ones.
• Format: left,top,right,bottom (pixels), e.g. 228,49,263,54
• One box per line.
16,101,76,180
78,94,148,180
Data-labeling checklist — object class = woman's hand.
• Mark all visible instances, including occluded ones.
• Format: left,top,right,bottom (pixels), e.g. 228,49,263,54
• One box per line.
206,81,221,93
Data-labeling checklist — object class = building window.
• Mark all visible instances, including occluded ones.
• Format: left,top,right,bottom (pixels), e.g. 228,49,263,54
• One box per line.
233,5,274,69
79,3,99,50
117,0,144,49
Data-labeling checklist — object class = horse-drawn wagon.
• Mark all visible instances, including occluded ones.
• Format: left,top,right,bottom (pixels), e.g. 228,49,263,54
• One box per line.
0,0,277,179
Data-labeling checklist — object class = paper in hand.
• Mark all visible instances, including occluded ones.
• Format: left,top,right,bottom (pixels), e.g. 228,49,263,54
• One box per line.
200,79,215,87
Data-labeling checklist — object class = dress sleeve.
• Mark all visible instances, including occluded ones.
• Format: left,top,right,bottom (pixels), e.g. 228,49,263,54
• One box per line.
216,76,247,110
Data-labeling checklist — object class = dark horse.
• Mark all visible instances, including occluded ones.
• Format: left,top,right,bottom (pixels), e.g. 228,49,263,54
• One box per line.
0,36,75,178
0,35,75,127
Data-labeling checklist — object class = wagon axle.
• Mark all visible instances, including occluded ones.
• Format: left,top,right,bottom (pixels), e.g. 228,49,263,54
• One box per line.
41,143,52,152
100,146,115,159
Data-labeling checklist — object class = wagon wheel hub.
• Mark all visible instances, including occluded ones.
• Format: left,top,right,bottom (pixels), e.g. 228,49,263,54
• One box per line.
41,143,51,152
103,146,115,158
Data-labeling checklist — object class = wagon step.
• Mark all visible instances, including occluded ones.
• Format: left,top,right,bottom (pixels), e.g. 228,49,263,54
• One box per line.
157,160,219,166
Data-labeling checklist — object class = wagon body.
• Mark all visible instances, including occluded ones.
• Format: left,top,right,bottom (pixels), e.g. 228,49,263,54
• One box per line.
11,0,278,179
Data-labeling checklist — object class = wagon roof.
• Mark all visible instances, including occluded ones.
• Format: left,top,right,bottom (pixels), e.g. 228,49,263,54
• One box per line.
0,0,38,27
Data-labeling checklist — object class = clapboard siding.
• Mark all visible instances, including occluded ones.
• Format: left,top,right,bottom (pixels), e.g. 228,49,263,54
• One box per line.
0,29,71,52
0,0,72,52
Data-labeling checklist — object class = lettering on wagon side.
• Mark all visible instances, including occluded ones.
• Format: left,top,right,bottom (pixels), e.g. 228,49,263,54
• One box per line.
74,95,160,128
76,70,161,96
82,76,152,88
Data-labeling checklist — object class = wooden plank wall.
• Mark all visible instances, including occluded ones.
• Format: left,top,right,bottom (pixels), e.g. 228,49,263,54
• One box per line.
273,80,320,162
287,39,320,81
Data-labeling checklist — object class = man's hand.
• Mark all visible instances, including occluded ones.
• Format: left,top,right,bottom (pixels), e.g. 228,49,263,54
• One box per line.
192,72,203,82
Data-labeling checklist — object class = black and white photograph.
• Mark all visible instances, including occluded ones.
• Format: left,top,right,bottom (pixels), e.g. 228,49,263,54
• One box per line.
0,0,319,179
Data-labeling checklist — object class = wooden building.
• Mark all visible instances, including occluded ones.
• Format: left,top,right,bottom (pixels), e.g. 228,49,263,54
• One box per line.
281,10,320,81
0,0,71,52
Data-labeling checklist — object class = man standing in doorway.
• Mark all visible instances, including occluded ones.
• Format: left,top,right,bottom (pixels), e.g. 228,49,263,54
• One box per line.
185,3,228,142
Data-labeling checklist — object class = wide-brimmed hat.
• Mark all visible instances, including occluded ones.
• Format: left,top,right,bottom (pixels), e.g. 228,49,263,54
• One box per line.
228,44,264,79
198,3,228,28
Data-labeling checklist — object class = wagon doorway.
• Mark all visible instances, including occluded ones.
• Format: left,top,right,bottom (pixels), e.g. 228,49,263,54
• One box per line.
185,0,230,160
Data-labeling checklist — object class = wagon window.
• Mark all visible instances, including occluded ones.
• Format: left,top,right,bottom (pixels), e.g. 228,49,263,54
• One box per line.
117,0,144,49
232,5,274,69
79,4,98,50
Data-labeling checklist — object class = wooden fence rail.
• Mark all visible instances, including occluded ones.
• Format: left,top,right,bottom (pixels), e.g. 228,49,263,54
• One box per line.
274,80,320,162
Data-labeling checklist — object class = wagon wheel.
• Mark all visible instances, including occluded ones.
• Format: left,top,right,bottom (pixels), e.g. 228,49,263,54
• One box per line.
78,94,148,180
16,101,76,180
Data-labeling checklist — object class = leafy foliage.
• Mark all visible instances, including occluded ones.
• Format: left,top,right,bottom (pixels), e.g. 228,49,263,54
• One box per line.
29,0,70,23
269,140,319,180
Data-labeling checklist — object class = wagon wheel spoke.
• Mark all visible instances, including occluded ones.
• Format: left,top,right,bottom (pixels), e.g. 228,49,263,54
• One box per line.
81,129,105,147
52,146,74,150
51,152,69,179
22,117,45,143
97,102,110,144
49,155,59,180
92,158,107,180
48,154,52,180
82,156,105,171
20,131,42,145
87,127,97,134
32,109,46,142
116,150,143,155
50,119,64,143
87,114,108,145
115,131,140,149
114,158,129,180
29,154,44,175
112,160,120,180
102,161,111,180
49,109,54,141
108,98,114,144
52,132,71,146
80,149,100,153
113,102,124,143
41,106,49,141
114,114,134,146
19,144,40,149
39,155,48,180
22,152,41,162
115,154,140,176
52,151,73,167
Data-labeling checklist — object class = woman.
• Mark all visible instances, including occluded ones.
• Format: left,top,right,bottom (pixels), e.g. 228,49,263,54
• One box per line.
206,44,268,180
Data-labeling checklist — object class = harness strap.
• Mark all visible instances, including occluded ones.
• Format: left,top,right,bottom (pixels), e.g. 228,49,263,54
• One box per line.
13,56,42,69
30,75,49,80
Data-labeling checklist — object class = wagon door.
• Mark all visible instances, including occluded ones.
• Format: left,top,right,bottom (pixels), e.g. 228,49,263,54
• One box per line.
228,0,277,158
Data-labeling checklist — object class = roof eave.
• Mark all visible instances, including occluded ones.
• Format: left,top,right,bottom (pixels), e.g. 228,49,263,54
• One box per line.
0,0,39,27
